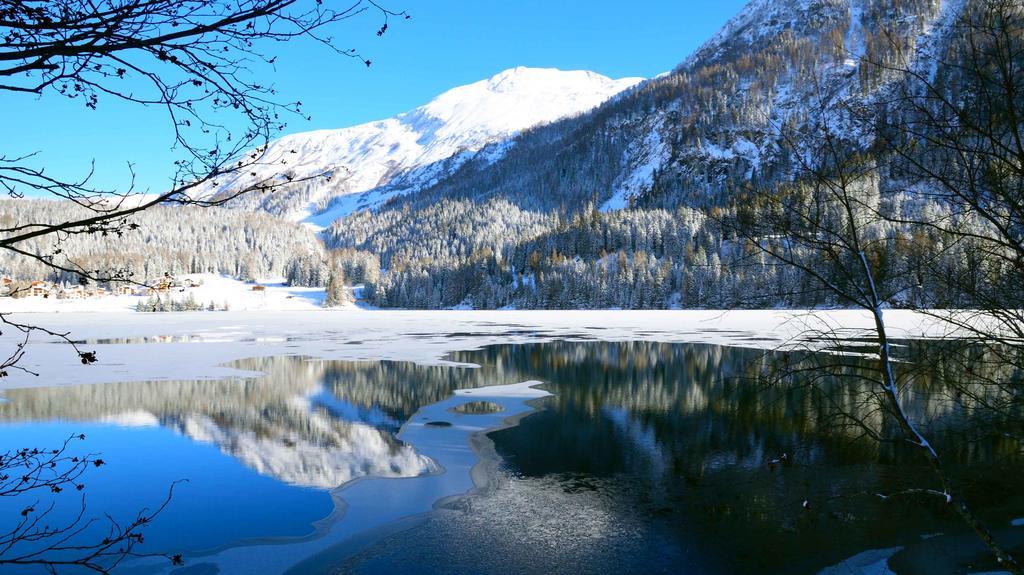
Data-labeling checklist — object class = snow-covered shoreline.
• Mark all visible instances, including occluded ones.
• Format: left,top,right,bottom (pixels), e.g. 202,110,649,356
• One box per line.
0,309,954,391
0,274,331,313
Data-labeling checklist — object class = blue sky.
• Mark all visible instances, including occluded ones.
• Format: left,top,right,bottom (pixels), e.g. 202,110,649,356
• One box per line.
5,0,747,194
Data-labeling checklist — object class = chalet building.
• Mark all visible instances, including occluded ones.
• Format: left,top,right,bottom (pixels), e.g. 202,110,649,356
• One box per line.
116,286,136,296
28,281,51,297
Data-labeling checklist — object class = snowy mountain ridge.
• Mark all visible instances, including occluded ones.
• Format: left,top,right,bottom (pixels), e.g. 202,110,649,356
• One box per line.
375,0,959,216
204,67,643,224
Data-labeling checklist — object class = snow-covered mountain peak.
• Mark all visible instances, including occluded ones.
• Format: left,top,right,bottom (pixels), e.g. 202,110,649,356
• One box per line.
405,66,642,159
208,67,644,223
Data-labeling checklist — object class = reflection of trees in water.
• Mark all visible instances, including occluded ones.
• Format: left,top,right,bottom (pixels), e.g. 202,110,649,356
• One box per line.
0,366,434,489
317,360,483,422
450,402,503,414
445,341,1022,464
0,339,1018,547
440,341,1024,573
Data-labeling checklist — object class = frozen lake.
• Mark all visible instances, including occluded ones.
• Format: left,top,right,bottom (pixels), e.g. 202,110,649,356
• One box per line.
0,311,1021,574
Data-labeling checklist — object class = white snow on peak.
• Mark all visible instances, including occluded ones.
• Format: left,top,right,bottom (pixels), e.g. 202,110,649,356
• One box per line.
410,67,640,148
206,67,644,223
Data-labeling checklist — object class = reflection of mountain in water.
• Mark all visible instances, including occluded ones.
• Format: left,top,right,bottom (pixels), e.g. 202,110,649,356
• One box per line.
1,341,1017,498
0,358,438,489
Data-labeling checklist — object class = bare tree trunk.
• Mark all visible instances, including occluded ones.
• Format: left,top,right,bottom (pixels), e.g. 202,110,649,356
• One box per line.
867,298,1022,572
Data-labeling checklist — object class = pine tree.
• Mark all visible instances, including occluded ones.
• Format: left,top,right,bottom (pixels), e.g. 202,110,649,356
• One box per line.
324,260,348,307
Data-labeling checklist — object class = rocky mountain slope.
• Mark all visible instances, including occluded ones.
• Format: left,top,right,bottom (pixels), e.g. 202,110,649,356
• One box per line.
375,0,957,214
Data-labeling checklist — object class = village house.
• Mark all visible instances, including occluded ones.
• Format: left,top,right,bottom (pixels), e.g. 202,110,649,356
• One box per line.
8,276,199,300
28,281,51,297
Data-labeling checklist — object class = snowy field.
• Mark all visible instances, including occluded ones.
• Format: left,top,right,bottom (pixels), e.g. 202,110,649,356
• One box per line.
0,309,953,391
0,274,330,313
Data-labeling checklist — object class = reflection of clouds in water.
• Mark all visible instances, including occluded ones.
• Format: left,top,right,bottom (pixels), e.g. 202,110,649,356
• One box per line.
182,414,435,490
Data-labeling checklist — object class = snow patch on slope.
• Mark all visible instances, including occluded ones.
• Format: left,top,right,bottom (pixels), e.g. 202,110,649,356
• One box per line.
602,129,669,211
